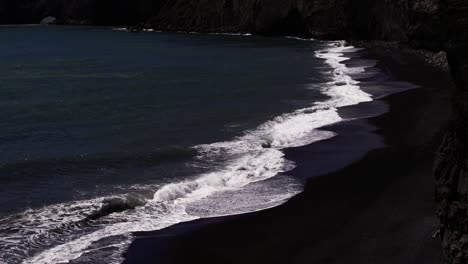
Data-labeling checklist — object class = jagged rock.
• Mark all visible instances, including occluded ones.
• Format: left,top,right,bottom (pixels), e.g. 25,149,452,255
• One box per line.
40,16,56,25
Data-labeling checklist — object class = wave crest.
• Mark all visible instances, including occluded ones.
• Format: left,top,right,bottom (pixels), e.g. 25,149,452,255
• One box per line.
86,194,147,221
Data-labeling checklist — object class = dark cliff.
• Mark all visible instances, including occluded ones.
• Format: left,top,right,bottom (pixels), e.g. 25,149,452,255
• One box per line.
1,0,467,263
433,1,468,264
0,0,453,46
0,0,165,25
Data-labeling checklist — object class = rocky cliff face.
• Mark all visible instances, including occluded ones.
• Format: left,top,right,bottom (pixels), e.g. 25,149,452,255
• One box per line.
433,1,468,263
0,0,450,45
147,0,441,43
0,0,444,43
435,47,468,264
1,0,467,263
0,0,165,25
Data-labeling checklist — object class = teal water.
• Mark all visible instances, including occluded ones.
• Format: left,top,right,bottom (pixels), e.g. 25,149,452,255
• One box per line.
0,26,328,214
0,26,367,264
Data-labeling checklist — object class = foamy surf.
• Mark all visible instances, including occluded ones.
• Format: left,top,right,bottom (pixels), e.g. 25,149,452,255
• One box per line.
0,41,374,264
285,36,316,41
111,28,252,36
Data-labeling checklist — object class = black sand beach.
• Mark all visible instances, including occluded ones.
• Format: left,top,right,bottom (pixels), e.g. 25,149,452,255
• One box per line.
124,45,452,264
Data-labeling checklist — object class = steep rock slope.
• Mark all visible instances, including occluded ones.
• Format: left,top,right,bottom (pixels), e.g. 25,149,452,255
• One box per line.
433,1,468,263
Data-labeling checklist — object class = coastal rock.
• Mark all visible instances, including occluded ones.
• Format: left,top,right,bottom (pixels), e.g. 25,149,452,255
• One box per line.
437,44,468,264
40,16,56,25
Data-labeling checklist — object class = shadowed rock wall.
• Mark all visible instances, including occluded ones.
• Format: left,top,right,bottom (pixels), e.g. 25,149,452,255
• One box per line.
434,0,468,259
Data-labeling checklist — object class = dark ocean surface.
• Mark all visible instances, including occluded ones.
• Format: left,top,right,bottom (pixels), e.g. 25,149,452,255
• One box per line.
0,26,373,264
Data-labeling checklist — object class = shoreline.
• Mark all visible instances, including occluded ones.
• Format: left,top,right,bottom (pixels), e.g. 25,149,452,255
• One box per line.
123,44,452,264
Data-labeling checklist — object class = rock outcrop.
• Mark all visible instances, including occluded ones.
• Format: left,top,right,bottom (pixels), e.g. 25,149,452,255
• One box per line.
1,0,467,263
40,16,56,24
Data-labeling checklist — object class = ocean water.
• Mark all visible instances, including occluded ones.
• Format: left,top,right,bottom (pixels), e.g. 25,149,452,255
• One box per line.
0,26,372,264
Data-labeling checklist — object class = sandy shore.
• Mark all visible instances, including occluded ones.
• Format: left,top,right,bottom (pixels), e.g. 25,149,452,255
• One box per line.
123,44,452,264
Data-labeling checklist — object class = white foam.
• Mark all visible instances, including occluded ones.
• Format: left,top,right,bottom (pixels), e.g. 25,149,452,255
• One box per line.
0,41,374,264
208,32,252,36
10,149,290,264
315,44,372,108
22,203,196,264
0,199,102,263
112,28,159,33
154,149,294,203
285,36,316,41
196,44,372,157
112,27,251,36
195,108,341,159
